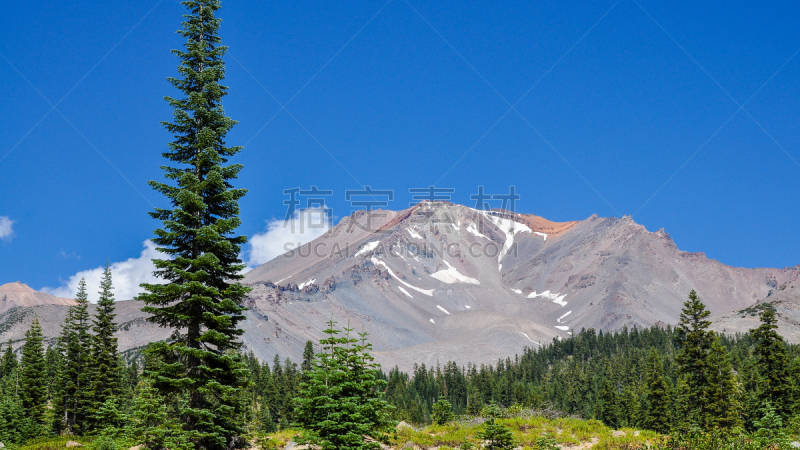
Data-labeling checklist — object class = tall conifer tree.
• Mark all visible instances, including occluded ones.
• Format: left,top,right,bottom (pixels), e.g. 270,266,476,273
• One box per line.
705,336,741,429
596,378,619,428
138,1,250,448
20,317,47,426
89,263,120,430
752,305,792,418
1,340,16,379
58,278,93,434
642,348,671,433
675,290,713,426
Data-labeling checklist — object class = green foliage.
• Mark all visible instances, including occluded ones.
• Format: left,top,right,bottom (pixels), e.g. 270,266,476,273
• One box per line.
642,348,671,433
90,434,119,450
125,381,191,450
137,1,251,449
0,394,39,444
93,398,124,435
258,404,277,434
301,340,314,374
20,317,47,428
88,265,120,432
532,433,559,450
705,336,742,429
474,404,517,450
753,305,793,419
751,402,792,448
458,436,476,450
294,318,395,450
1,339,17,377
432,399,453,425
56,278,93,435
596,378,620,429
674,290,713,427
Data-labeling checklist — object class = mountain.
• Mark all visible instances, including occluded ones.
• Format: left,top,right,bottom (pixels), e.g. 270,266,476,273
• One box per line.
711,283,800,342
240,202,799,370
2,202,797,370
0,283,169,353
0,282,75,314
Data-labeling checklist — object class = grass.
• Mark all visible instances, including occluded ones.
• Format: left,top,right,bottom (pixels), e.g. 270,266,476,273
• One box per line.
13,415,661,450
16,436,94,450
391,416,661,449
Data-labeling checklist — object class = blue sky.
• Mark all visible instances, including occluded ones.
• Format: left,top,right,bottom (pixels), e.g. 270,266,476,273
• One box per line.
2,0,799,299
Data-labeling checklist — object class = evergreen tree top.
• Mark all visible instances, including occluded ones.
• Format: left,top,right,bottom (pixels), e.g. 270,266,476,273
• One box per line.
677,290,712,339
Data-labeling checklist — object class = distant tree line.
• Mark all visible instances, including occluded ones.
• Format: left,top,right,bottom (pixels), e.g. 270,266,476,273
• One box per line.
2,285,799,446
240,290,800,436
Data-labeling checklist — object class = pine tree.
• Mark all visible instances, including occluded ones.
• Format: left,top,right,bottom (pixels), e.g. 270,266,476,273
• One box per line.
258,403,276,434
126,381,191,450
705,336,742,429
137,1,251,448
301,340,314,373
752,305,792,419
1,339,17,378
642,348,671,433
294,319,395,450
432,399,453,425
20,317,47,427
0,394,30,445
596,378,619,429
672,375,693,431
57,278,93,434
475,404,518,450
675,290,713,426
45,344,64,434
618,385,639,428
89,263,120,431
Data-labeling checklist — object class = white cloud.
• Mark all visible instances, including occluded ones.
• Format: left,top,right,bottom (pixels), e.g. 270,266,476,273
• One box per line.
0,216,14,241
247,208,331,268
43,240,163,302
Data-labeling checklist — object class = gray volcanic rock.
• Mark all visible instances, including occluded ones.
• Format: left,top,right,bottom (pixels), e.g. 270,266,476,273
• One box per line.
238,202,798,370
711,283,800,343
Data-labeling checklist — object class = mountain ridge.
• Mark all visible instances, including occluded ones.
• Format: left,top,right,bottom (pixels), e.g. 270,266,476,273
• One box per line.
0,281,76,314
2,203,797,371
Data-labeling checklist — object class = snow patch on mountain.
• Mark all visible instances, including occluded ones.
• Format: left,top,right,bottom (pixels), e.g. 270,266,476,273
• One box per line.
519,332,541,345
482,211,532,271
297,279,316,290
355,241,381,257
528,290,568,307
466,222,489,240
372,257,434,296
397,286,413,298
430,260,480,285
437,305,450,315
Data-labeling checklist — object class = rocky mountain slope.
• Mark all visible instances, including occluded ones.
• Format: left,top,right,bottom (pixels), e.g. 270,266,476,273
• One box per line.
1,202,797,371
0,299,170,354
711,283,800,342
240,202,799,369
